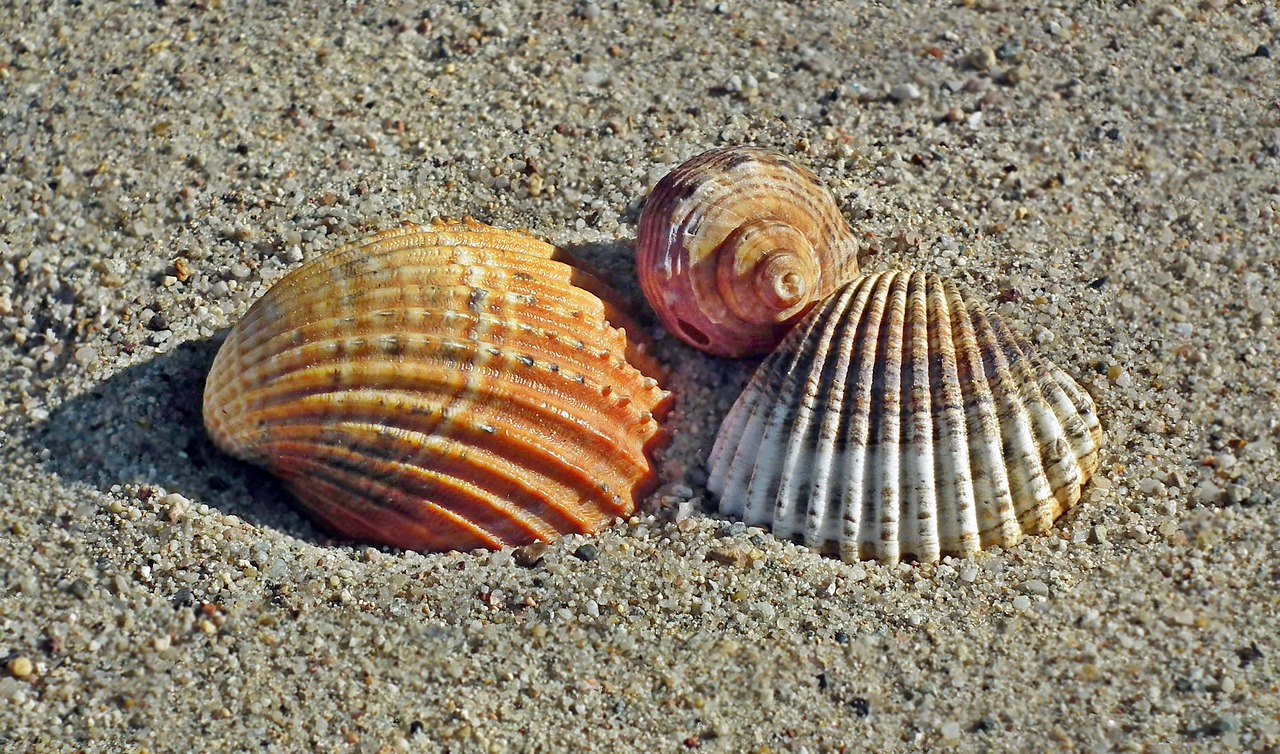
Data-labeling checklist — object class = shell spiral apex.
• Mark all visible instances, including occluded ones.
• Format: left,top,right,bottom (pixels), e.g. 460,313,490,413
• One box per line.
204,218,673,553
708,270,1104,564
636,145,862,358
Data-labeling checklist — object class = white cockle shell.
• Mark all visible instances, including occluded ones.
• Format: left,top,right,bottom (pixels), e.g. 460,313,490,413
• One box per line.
708,270,1104,564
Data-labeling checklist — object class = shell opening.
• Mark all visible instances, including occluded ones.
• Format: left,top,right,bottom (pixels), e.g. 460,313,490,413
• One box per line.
676,318,712,347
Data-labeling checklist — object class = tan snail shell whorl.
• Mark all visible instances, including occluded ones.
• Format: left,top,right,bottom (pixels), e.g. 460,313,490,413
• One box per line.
204,218,672,553
636,146,861,358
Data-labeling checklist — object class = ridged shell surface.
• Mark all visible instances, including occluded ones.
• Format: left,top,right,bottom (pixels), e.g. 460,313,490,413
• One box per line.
636,146,861,359
204,218,672,553
708,270,1103,564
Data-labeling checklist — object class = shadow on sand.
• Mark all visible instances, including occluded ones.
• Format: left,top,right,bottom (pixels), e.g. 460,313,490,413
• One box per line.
33,337,325,544
562,238,641,288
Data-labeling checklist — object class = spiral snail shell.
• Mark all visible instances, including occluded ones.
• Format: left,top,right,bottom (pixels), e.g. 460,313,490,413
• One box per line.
636,146,862,358
204,218,672,553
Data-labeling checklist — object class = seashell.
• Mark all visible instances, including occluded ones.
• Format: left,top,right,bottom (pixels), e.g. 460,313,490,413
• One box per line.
708,270,1103,564
204,218,672,553
636,145,862,358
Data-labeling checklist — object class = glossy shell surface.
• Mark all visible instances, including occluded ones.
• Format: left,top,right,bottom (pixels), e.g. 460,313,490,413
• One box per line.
708,270,1103,564
636,145,861,359
204,218,672,552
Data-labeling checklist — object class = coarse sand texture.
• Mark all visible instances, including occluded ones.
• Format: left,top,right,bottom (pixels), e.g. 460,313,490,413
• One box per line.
2,2,1278,752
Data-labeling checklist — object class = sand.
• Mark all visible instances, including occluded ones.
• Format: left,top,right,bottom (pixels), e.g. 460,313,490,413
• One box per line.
2,1,1278,751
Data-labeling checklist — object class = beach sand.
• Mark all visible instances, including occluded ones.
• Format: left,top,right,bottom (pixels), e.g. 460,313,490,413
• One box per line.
2,1,1278,751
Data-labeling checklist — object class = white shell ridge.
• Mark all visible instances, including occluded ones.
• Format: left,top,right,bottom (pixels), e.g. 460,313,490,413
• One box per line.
708,270,1104,564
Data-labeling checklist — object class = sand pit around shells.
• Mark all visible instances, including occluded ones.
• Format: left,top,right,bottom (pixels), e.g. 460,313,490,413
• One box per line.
2,2,1278,752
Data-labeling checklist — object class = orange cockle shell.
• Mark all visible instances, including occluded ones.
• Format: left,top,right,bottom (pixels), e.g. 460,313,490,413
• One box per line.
203,217,672,552
636,146,862,358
